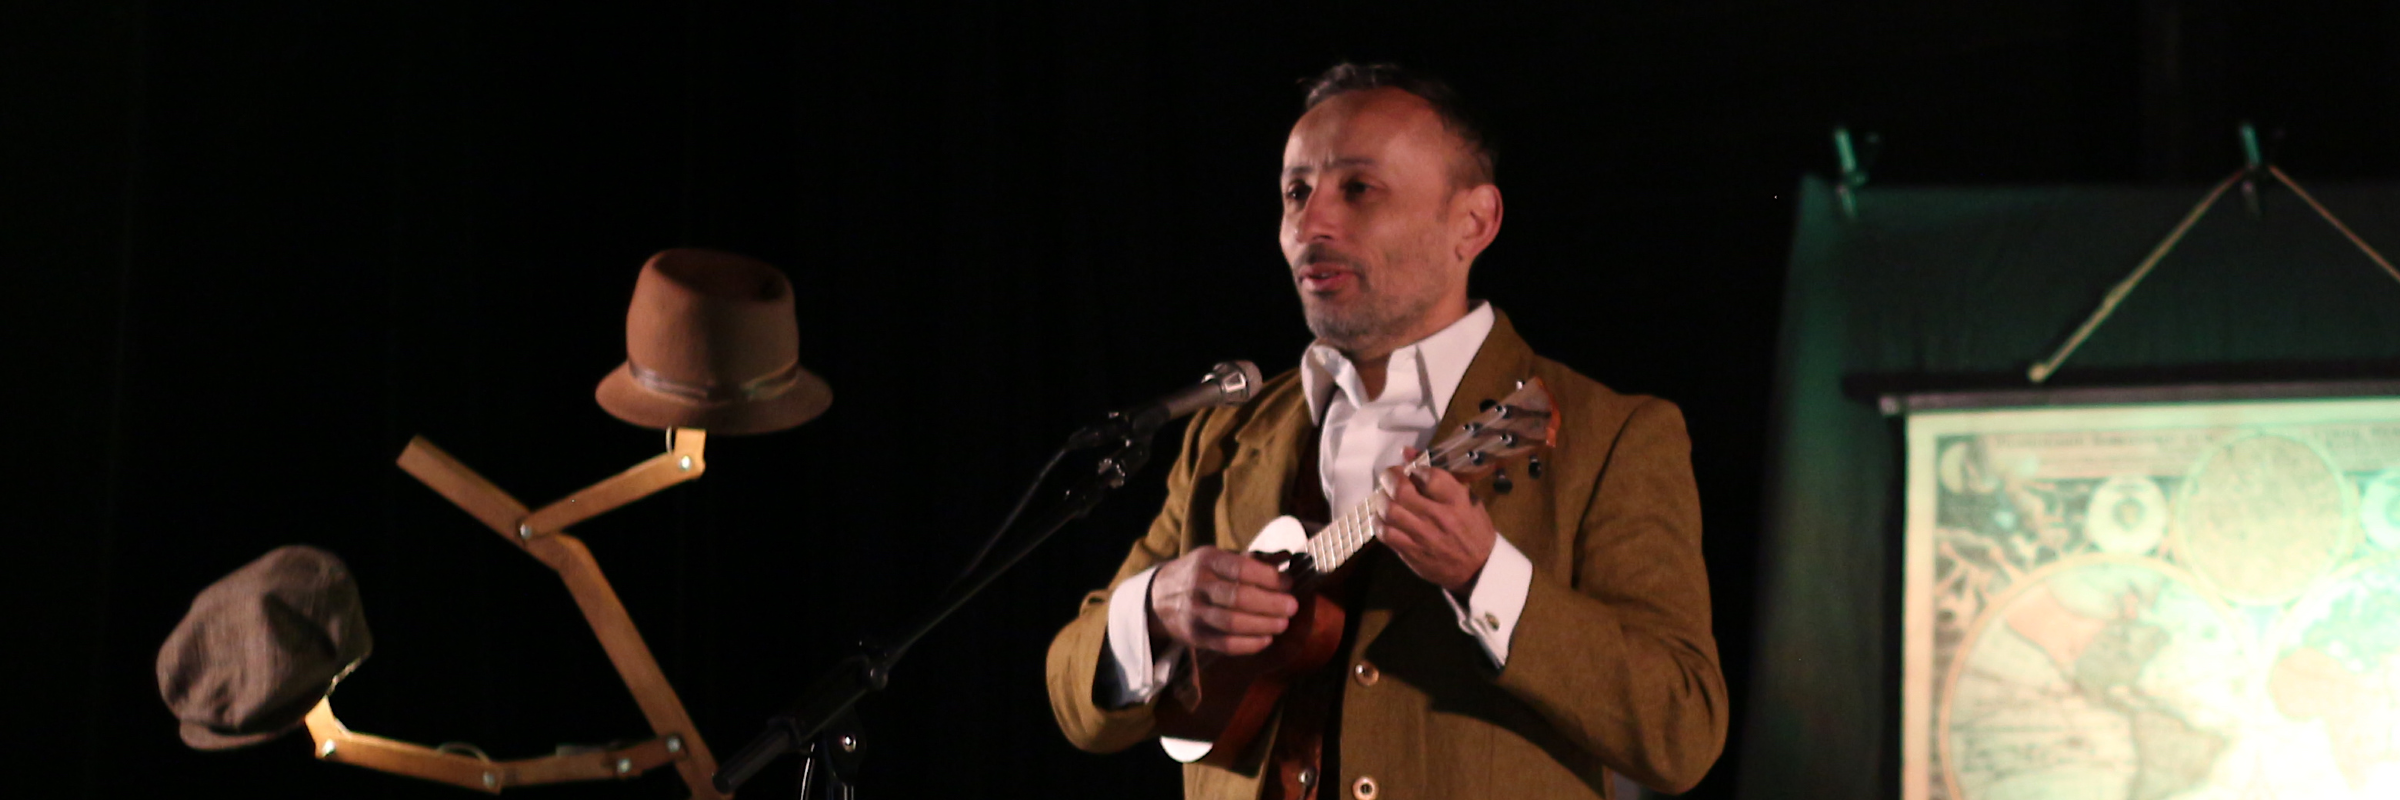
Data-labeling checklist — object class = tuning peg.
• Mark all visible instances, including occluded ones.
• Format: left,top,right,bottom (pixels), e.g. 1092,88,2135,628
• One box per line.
1492,469,1513,494
1527,457,1544,480
1515,379,1526,389
1499,432,1517,447
1468,451,1487,466
1479,399,1497,411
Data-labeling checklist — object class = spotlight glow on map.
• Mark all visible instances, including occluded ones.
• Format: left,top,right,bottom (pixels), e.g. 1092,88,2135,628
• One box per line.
1904,397,2400,800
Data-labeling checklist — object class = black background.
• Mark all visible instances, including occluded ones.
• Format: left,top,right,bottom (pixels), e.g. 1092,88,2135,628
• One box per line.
7,2,2396,798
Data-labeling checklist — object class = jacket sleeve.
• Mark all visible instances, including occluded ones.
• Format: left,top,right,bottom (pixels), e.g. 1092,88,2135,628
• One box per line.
1490,398,1729,793
1044,411,1207,753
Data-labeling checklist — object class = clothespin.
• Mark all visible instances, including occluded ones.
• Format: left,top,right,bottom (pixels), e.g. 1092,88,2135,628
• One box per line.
1833,126,1881,221
2238,122,2271,218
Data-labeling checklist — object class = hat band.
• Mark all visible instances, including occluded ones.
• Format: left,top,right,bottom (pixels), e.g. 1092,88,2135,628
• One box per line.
627,360,802,403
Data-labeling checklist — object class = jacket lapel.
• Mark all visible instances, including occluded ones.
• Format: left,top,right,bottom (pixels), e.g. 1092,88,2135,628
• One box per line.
1219,385,1315,552
1433,308,1538,446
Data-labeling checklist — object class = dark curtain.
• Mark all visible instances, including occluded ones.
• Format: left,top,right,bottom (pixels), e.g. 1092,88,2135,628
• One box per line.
1739,174,2400,799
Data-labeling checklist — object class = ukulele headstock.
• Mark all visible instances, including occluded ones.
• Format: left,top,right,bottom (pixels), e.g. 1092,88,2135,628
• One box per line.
1428,377,1557,481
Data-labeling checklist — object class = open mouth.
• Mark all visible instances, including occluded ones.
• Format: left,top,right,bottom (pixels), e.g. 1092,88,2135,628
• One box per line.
1296,262,1357,293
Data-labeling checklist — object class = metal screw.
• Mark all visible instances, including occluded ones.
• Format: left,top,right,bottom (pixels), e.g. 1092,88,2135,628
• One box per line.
482,773,497,789
839,735,858,753
319,740,338,758
678,455,693,471
615,757,633,775
517,523,534,541
664,735,682,754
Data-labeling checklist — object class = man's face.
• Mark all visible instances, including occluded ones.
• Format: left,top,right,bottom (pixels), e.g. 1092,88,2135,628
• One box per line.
1280,87,1474,355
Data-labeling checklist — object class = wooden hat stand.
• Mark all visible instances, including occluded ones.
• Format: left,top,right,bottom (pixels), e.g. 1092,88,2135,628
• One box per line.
304,427,729,798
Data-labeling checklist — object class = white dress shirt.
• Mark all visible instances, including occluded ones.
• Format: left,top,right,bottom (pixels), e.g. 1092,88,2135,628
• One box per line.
1099,302,1535,728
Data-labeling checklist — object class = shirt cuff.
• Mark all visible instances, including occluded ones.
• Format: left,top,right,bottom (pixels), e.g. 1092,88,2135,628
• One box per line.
1101,566,1184,708
1442,533,1533,668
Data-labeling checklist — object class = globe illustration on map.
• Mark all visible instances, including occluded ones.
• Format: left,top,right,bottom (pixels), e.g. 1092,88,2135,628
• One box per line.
2171,434,2355,606
1943,556,2252,800
2363,468,2400,552
2255,554,2400,798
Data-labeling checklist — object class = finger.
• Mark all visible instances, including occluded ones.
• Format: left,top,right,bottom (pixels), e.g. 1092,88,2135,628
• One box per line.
1387,480,1458,534
1402,446,1421,460
1202,550,1287,590
1385,478,1446,519
1376,524,1431,575
1195,605,1290,635
1231,555,1292,590
1220,582,1298,617
1377,522,1419,559
1386,467,1425,505
1196,633,1274,656
1382,501,1436,546
1415,467,1470,505
1196,567,1296,615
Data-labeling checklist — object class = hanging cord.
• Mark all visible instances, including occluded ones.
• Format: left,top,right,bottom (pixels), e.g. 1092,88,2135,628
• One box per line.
2027,170,2243,384
2029,167,2400,384
2268,165,2400,286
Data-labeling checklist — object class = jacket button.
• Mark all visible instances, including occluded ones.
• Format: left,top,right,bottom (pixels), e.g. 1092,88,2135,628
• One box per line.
1352,662,1379,686
1352,775,1378,799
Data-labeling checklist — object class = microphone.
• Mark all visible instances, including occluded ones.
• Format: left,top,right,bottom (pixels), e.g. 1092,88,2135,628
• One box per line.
1070,360,1263,448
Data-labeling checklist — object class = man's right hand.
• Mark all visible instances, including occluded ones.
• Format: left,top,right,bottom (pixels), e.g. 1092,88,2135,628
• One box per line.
1147,546,1299,656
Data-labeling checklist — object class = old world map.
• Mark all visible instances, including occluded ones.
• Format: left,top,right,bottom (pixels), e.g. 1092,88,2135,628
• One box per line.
1906,399,2400,800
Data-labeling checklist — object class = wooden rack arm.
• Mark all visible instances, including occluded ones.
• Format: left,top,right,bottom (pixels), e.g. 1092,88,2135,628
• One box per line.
519,429,707,536
395,438,531,541
388,430,726,798
528,534,726,798
303,699,689,794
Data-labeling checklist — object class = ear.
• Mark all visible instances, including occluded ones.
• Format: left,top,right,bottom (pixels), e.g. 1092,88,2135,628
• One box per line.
1451,183,1503,264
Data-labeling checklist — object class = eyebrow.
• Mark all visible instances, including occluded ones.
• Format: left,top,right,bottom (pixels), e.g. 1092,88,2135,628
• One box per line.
1282,157,1378,180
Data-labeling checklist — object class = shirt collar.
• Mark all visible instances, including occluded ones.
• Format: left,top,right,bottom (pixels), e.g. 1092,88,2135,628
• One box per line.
1300,301,1497,425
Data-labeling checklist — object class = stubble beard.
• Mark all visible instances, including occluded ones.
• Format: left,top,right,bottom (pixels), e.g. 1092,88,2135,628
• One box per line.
1297,248,1443,357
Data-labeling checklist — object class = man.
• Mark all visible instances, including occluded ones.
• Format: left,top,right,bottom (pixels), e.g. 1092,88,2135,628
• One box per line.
1045,63,1727,800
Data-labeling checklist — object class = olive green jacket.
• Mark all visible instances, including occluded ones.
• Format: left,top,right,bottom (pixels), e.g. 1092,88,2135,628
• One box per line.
1045,311,1728,799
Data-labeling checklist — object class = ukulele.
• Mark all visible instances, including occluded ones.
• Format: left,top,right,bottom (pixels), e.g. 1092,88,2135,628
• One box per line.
1151,377,1558,765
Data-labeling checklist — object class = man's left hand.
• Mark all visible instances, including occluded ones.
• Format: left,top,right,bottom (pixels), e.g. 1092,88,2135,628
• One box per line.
1379,447,1497,595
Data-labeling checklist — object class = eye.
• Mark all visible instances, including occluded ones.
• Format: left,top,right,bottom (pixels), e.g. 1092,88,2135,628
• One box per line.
1285,182,1312,204
1342,179,1371,199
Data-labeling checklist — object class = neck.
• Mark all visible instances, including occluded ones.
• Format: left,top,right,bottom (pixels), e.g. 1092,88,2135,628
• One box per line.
1336,295,1472,400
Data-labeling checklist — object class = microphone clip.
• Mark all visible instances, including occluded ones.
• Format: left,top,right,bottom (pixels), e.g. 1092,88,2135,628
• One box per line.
1066,360,1261,451
1066,409,1163,451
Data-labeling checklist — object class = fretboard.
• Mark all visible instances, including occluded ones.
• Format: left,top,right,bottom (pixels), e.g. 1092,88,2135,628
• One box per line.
1302,453,1432,574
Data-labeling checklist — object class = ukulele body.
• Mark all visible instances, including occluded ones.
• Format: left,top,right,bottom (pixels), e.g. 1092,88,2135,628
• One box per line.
1152,515,1353,766
1144,376,1558,767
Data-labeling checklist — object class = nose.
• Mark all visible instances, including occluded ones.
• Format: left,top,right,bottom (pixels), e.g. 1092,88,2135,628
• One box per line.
1288,188,1342,245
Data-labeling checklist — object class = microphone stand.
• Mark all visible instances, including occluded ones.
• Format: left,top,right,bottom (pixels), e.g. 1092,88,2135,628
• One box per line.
712,426,1158,797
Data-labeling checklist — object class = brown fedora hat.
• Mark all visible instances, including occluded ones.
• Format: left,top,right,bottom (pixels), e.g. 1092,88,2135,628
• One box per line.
157,545,372,750
596,248,832,435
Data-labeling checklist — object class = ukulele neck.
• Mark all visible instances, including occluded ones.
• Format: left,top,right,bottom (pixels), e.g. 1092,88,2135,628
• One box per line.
1301,453,1433,575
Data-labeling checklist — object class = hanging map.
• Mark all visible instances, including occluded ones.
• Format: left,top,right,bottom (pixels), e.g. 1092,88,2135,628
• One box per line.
1903,396,2400,800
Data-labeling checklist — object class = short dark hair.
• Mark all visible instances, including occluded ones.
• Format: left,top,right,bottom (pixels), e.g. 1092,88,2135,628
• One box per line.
1301,62,1496,187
